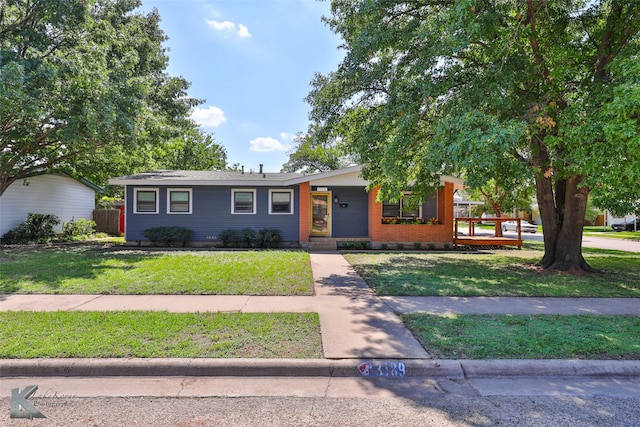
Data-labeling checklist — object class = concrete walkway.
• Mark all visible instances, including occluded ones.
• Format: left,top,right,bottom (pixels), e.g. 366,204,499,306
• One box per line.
1,251,640,379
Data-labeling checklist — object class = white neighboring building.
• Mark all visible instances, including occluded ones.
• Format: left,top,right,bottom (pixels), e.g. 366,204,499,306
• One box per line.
0,173,98,236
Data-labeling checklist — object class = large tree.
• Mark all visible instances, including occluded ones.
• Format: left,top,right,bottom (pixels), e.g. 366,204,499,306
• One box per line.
153,131,227,171
281,125,353,173
308,0,640,273
1,0,215,194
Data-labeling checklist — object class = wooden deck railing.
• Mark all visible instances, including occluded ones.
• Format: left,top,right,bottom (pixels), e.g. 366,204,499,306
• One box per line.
454,217,523,247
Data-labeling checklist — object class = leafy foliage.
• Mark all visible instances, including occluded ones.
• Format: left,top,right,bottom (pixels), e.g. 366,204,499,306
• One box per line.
1,213,60,244
281,126,353,173
0,0,226,195
239,228,258,248
62,218,97,241
256,228,283,248
217,229,239,248
308,1,640,272
142,226,193,247
217,228,283,248
152,131,227,171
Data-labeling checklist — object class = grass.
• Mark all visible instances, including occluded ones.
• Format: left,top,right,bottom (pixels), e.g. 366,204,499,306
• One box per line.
0,245,314,295
403,314,640,360
343,244,640,297
582,226,640,240
0,311,322,358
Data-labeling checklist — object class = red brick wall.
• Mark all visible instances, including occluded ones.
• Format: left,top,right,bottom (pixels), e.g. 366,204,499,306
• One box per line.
298,182,310,243
368,183,454,244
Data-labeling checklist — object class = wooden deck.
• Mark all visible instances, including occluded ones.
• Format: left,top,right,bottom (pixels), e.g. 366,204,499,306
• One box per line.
454,235,523,247
453,217,524,248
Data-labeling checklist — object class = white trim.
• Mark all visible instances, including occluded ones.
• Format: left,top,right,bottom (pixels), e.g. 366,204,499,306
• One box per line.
231,189,256,214
269,189,294,215
133,188,159,214
167,188,192,214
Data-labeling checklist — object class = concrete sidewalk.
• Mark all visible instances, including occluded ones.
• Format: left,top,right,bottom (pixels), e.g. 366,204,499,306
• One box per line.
1,251,640,379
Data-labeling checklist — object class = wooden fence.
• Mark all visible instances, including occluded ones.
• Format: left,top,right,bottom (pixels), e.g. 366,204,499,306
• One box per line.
93,209,121,235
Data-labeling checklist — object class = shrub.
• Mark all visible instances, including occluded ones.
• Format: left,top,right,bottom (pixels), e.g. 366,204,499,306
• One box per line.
380,243,388,250
98,196,118,209
63,218,96,241
1,213,60,244
218,229,239,247
339,241,368,250
256,228,282,248
143,226,193,247
427,243,436,250
396,243,405,250
239,228,257,248
413,242,422,250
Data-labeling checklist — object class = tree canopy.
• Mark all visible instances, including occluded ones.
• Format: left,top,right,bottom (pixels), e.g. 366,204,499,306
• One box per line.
1,0,226,195
281,125,353,173
308,0,640,272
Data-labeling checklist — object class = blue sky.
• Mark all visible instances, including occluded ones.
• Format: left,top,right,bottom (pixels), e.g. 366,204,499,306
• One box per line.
138,0,344,172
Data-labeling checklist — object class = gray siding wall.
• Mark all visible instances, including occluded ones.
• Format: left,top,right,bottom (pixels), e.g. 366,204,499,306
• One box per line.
327,186,369,237
124,185,300,242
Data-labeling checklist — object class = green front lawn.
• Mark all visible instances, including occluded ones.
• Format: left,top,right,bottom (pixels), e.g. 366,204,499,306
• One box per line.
344,245,640,297
0,246,314,295
403,314,640,359
0,311,322,358
583,226,640,240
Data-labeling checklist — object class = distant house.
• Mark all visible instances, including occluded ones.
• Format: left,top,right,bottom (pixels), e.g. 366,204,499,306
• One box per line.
109,165,463,249
0,173,99,236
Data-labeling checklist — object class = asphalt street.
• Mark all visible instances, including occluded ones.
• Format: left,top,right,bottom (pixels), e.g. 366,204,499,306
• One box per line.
2,392,640,427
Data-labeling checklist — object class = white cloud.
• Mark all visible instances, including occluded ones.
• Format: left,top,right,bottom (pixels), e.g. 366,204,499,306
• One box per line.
191,106,227,128
279,132,296,141
250,137,287,153
206,19,252,39
237,24,251,39
207,20,234,31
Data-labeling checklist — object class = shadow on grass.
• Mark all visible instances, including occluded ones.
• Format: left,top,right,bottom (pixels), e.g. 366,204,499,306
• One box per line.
346,252,640,297
0,245,158,294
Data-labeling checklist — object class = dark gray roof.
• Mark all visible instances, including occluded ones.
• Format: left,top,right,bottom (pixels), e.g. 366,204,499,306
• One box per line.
109,169,305,186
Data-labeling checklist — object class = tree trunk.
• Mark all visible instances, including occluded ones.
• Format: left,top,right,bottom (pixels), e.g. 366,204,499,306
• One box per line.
480,187,504,237
535,174,597,274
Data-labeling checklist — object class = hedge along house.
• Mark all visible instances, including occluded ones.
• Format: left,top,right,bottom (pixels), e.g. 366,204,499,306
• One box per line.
109,165,463,249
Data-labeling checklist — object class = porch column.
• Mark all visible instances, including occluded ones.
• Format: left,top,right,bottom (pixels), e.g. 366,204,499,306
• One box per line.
299,182,310,243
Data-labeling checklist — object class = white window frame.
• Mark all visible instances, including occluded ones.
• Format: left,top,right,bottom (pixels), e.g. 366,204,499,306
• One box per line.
167,188,192,214
268,189,294,215
231,189,257,214
133,188,159,214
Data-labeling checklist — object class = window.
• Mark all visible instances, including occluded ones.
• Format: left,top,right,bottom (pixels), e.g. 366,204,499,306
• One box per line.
382,193,420,218
134,188,158,214
167,189,192,214
269,190,294,214
232,189,256,214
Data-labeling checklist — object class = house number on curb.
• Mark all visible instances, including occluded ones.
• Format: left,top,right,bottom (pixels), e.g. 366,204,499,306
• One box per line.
10,385,46,419
358,362,406,377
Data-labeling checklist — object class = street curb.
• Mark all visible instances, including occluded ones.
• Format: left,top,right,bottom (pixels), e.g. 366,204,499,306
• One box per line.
459,360,640,378
2,359,640,379
0,359,456,378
